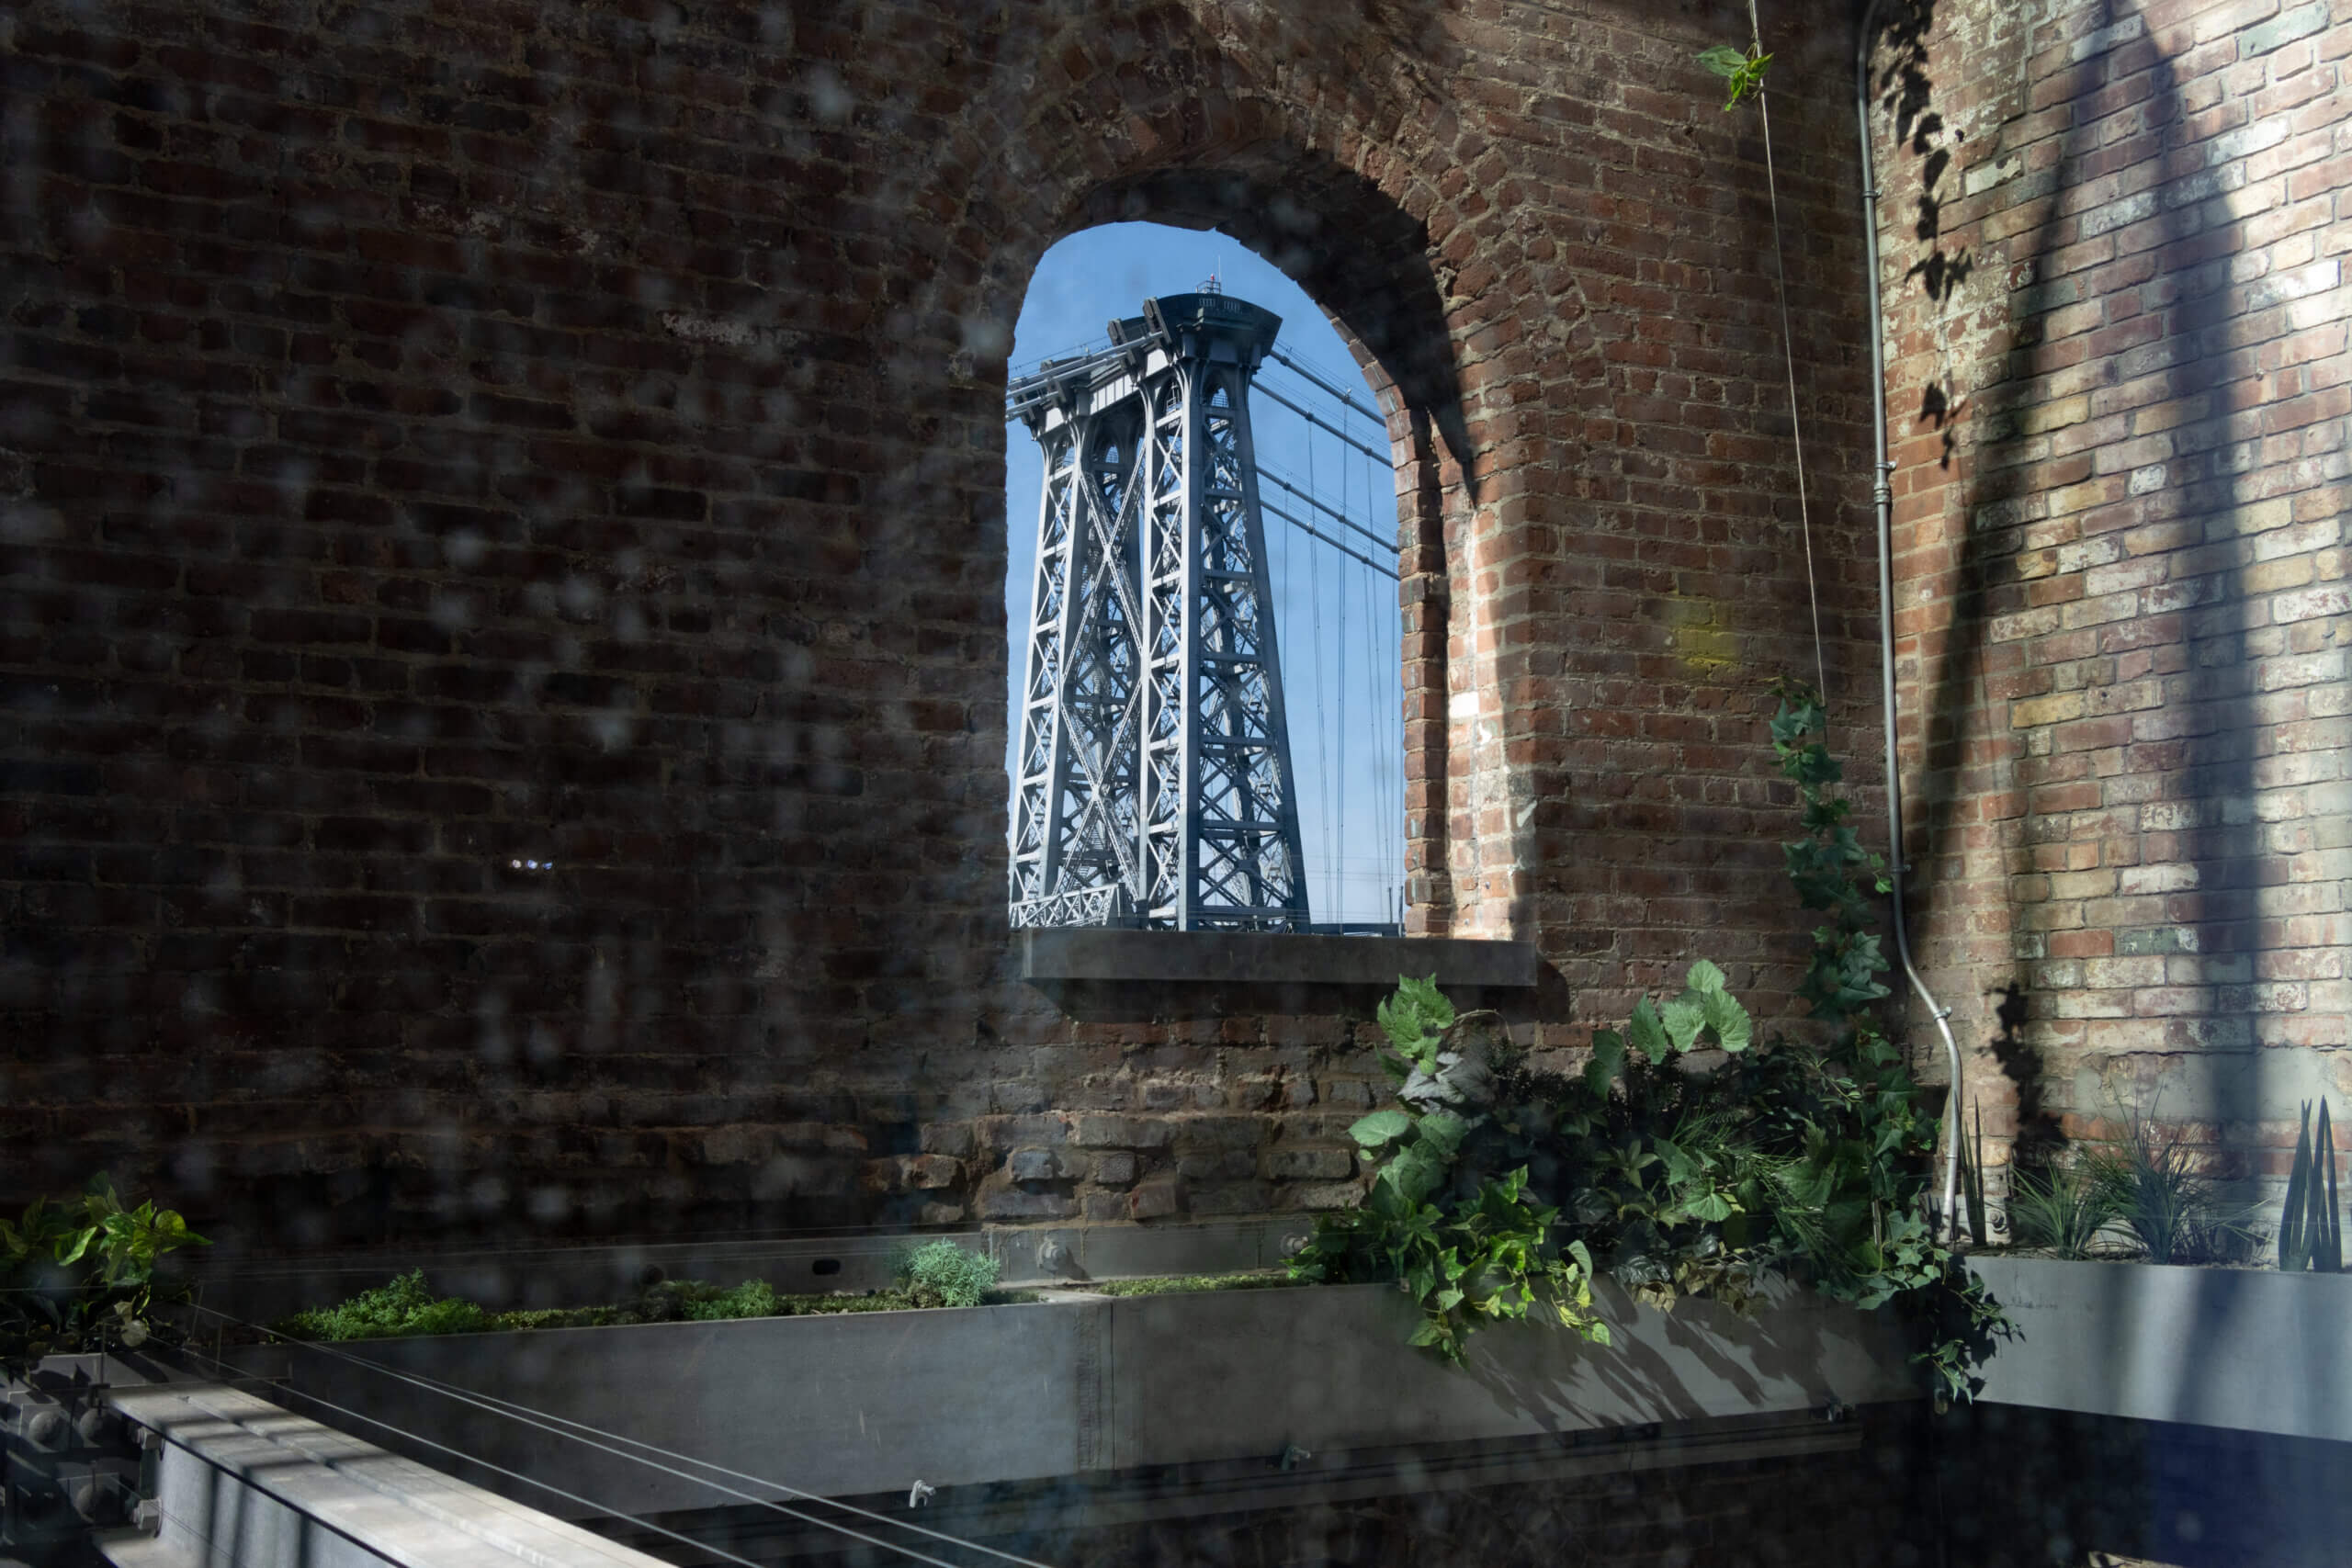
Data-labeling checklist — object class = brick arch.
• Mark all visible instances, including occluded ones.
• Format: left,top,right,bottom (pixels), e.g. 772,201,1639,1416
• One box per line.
900,0,1870,972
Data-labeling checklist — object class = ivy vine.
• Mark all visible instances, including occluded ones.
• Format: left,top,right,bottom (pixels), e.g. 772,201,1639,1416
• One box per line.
1293,685,2006,1404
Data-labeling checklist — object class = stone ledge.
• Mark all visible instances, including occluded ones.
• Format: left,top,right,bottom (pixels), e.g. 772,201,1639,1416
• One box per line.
1017,928,1541,987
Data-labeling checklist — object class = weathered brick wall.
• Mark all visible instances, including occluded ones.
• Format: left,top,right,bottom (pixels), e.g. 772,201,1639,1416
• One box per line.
1,0,1883,1247
1870,0,2351,1196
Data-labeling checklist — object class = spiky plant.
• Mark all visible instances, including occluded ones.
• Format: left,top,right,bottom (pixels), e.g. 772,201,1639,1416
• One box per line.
1951,1100,1991,1247
2278,1099,2342,1272
2006,1160,2122,1259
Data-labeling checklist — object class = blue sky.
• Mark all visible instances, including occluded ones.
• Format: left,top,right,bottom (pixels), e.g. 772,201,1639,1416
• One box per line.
1004,223,1404,926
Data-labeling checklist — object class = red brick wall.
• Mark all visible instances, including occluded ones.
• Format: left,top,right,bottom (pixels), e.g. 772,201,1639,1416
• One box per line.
0,0,1883,1247
1871,0,2351,1196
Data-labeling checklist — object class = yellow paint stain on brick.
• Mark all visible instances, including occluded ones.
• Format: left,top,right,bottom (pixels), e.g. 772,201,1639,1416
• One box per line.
2019,393,2091,434
1661,592,1739,674
2011,691,2086,728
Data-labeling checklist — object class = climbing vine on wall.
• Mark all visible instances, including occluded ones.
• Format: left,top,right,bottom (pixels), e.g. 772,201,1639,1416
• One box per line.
1293,687,2005,1404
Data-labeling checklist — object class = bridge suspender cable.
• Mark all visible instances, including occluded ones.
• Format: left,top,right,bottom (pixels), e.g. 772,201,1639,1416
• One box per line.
1257,466,1396,558
1266,347,1386,432
1252,382,1390,464
1257,499,1396,581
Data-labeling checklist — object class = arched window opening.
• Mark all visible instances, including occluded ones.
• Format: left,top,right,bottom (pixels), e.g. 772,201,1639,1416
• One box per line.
1005,224,1405,935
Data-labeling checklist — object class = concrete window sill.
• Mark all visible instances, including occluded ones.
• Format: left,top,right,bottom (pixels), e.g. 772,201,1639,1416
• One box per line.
1015,928,1540,987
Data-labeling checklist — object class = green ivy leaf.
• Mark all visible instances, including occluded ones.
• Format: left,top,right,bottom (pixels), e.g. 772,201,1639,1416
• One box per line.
1389,1148,1447,1204
1628,997,1671,1064
1702,987,1753,1053
1660,995,1706,1054
1685,1190,1736,1224
1586,1030,1626,1095
1655,1136,1698,1187
1684,959,1727,995
1349,1110,1415,1149
1418,1110,1471,1162
1694,42,1747,78
1378,974,1455,1067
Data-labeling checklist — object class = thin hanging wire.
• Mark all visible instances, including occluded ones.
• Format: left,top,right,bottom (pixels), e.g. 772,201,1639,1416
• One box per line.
1306,419,1332,922
1336,439,1351,921
158,1332,932,1568
173,1305,1061,1568
1747,0,1828,700
1374,442,1383,926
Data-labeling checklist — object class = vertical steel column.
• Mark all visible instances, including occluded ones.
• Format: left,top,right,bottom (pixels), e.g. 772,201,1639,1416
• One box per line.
1009,423,1077,908
1138,371,1191,927
1010,292,1309,932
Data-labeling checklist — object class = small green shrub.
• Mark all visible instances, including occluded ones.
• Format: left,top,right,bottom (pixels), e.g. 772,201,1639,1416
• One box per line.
898,1240,1000,1308
280,1270,496,1341
683,1278,782,1321
2086,1110,2263,1266
2006,1160,2123,1259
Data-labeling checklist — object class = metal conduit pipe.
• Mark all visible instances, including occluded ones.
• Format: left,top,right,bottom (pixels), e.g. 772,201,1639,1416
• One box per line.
1856,0,1967,1240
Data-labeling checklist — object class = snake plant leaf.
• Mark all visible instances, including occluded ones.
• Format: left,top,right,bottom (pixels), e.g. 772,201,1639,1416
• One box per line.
2320,1099,2341,1273
2281,1100,2312,1270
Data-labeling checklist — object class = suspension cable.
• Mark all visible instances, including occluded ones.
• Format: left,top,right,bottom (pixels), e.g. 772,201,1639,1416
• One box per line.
1253,383,1390,464
1257,501,1397,581
1257,464,1397,557
1265,348,1387,431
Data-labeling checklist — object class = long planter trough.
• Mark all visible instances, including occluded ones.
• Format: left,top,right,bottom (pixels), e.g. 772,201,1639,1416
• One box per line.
226,1278,1917,1517
1966,1255,2352,1443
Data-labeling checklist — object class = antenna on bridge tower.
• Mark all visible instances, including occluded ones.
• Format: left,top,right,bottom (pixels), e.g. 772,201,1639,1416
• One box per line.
1006,291,1309,932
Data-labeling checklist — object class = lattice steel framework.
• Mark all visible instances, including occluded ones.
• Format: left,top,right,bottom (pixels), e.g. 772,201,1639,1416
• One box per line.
1008,291,1309,931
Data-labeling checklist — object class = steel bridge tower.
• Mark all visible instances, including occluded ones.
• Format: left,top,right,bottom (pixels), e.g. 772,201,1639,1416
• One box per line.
1007,289,1311,931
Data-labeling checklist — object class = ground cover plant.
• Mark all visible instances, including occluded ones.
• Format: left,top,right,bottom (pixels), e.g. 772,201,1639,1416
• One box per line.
1291,685,2005,1403
273,1263,1293,1341
279,1272,970,1340
1085,1271,1294,1297
277,1247,1028,1342
897,1238,1001,1307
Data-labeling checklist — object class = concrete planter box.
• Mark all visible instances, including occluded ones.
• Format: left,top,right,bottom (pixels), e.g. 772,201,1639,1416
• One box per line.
1967,1255,2352,1442
230,1278,1917,1517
